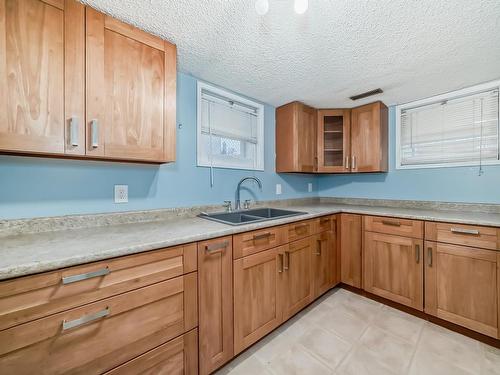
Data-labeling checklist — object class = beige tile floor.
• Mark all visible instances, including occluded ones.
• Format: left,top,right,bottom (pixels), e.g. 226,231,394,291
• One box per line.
216,288,500,375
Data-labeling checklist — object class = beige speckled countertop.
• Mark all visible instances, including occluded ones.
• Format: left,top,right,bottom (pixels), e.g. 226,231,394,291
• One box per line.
1,200,500,281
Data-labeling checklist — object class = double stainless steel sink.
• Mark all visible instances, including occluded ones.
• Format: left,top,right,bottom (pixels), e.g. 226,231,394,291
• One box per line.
199,207,306,226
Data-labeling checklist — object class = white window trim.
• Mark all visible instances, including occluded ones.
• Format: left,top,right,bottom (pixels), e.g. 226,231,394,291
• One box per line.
395,80,500,170
196,81,265,171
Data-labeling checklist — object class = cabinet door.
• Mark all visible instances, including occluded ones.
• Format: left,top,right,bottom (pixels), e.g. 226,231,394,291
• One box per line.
233,246,285,354
364,232,423,310
0,0,85,155
350,102,388,172
86,9,176,162
340,214,362,288
313,231,335,298
424,241,498,338
317,109,351,173
297,103,317,172
198,237,233,375
282,238,313,320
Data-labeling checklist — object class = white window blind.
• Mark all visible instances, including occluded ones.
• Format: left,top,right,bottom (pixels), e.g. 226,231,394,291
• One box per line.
398,87,499,169
197,82,264,171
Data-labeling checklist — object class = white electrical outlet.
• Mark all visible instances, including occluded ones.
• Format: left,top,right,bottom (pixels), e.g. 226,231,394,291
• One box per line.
308,182,313,192
276,183,282,195
114,185,128,203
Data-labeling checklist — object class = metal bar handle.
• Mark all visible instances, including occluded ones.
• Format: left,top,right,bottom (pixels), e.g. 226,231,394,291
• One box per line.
62,307,110,331
320,217,330,224
253,232,272,241
70,117,79,146
381,220,401,227
415,244,420,264
450,228,480,236
427,247,433,267
91,119,99,148
352,156,357,170
345,156,350,169
284,251,290,271
205,240,229,254
314,240,322,256
62,267,110,285
278,253,284,273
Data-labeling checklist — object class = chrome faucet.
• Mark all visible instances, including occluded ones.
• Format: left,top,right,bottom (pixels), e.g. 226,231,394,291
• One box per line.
235,177,262,210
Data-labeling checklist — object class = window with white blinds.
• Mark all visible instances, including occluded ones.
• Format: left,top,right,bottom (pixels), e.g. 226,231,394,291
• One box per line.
197,82,264,170
396,83,500,169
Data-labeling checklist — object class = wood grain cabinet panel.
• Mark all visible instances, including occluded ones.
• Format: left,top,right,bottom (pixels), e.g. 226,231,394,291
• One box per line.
233,246,285,354
424,241,498,338
104,328,198,375
317,109,351,173
313,230,336,298
364,216,423,239
276,101,317,173
0,274,197,374
288,219,316,242
86,8,177,162
340,214,362,288
0,243,196,331
282,237,314,320
363,232,423,310
0,0,85,155
425,222,500,251
350,101,388,172
198,236,233,375
233,225,288,259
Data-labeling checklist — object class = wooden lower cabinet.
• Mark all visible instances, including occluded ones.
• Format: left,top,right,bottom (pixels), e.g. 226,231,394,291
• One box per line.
0,273,197,374
198,237,233,375
363,232,423,310
233,246,286,354
282,237,314,320
425,241,499,338
340,214,362,288
105,328,198,375
313,230,337,298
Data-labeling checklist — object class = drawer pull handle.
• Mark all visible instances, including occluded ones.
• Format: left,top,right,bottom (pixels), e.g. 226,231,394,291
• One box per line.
284,251,290,271
62,267,110,285
314,240,322,256
293,223,308,231
450,228,480,236
415,244,420,264
381,220,401,227
253,232,272,241
62,307,110,331
427,247,433,267
278,253,284,273
205,240,229,253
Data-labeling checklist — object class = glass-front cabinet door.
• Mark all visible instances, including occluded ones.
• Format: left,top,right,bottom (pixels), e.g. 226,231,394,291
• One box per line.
317,109,351,172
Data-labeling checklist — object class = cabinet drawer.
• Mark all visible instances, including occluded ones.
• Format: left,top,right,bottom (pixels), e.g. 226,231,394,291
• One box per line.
288,220,316,242
0,243,197,331
233,225,288,259
105,328,198,375
425,222,500,250
317,215,336,233
0,273,198,375
364,216,423,238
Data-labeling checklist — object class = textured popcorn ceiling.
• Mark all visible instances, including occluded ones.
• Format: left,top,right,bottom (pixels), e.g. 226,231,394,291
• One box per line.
82,0,500,108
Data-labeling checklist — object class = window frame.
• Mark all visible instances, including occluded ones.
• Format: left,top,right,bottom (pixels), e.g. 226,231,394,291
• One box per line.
395,80,500,170
196,81,265,171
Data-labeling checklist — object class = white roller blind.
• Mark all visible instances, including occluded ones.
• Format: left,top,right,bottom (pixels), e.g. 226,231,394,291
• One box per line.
400,89,499,167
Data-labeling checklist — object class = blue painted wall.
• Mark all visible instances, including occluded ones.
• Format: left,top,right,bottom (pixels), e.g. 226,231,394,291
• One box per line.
0,73,316,220
318,106,500,204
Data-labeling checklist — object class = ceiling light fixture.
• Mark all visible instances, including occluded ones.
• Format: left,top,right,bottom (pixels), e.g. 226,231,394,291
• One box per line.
294,0,308,14
255,0,269,15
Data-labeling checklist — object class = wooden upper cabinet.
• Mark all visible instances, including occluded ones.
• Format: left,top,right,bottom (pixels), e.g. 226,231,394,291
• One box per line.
317,109,351,173
86,8,176,162
276,101,317,173
350,101,388,172
0,0,85,156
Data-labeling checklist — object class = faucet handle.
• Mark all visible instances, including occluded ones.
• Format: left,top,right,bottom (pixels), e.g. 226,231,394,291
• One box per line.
223,200,233,212
244,199,251,209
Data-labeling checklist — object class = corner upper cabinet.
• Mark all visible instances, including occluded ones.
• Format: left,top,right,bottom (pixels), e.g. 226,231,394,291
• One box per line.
86,8,176,162
350,101,388,172
276,102,317,173
317,109,351,172
0,0,85,156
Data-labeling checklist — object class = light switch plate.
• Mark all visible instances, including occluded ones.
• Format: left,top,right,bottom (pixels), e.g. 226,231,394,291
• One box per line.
114,185,128,203
276,184,282,195
308,182,313,192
